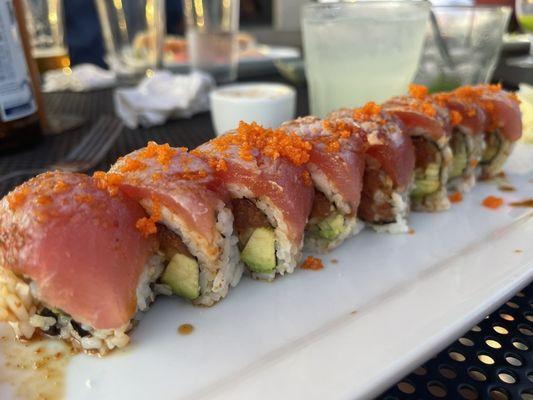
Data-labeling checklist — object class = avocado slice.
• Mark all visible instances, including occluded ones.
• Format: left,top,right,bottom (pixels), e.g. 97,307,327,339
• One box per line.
316,213,345,240
241,227,276,273
161,253,200,300
449,132,467,180
482,131,501,163
411,163,441,198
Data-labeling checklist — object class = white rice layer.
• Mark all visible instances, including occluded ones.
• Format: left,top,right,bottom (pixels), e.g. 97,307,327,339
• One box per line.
0,254,164,355
142,200,242,307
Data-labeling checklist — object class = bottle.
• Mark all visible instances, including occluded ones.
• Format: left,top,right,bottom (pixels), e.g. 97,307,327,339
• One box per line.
0,0,43,153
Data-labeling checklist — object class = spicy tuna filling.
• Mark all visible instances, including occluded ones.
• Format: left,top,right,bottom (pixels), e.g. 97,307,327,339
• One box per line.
307,191,346,241
410,137,442,199
358,165,395,224
449,130,468,180
232,198,277,274
157,224,200,300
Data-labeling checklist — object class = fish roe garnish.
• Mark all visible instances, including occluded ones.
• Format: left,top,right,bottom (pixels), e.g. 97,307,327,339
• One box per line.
300,256,324,271
52,180,69,193
75,194,93,203
6,187,30,211
208,121,312,166
36,195,52,205
353,102,382,121
119,157,147,173
137,141,179,168
450,110,462,126
482,195,503,209
136,197,161,237
93,171,123,196
302,170,312,186
409,83,429,99
408,228,415,235
449,191,463,203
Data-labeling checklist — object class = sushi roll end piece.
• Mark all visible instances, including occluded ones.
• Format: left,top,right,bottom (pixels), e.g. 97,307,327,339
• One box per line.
0,172,161,355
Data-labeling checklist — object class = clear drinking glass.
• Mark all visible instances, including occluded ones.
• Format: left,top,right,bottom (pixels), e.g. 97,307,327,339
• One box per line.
23,0,70,73
301,1,430,118
95,0,166,82
183,0,240,83
508,0,533,67
415,6,511,92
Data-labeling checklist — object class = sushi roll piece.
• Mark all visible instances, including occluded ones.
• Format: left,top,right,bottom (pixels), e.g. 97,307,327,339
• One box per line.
453,85,522,179
329,102,415,233
433,90,487,193
195,121,314,281
383,84,453,212
279,116,366,251
0,172,161,355
107,142,242,306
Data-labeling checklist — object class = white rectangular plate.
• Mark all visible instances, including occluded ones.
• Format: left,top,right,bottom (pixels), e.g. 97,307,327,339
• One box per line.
2,145,533,400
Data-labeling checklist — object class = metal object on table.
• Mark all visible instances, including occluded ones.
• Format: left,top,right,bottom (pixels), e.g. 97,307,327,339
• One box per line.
378,282,533,399
0,115,123,184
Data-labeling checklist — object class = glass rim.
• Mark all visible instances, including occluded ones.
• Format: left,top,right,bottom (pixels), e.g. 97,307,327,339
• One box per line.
431,5,512,11
303,0,430,11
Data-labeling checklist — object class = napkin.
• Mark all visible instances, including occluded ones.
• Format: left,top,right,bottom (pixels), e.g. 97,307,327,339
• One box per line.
42,64,117,92
114,71,215,129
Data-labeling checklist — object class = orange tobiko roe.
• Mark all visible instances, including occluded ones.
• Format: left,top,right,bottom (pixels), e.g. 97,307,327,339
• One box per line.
449,192,463,203
135,197,162,237
300,256,324,271
482,195,504,209
206,121,312,165
409,83,429,99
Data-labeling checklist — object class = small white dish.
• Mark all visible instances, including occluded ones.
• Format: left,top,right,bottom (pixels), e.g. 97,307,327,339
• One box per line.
209,82,296,135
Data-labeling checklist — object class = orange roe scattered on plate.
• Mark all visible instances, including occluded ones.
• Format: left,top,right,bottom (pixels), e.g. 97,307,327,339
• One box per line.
300,256,324,271
482,195,504,209
449,192,463,203
6,187,30,211
408,228,415,235
136,197,161,237
470,159,479,168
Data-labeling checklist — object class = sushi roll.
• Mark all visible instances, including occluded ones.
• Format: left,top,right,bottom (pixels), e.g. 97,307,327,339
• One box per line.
279,116,366,251
195,121,314,281
453,85,522,179
107,142,242,306
329,103,415,233
0,172,161,355
383,84,453,212
433,91,487,193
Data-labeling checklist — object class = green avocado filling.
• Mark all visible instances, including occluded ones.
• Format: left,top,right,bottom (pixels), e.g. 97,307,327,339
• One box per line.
449,132,468,180
158,224,200,300
481,131,501,164
161,253,200,300
411,163,441,198
241,227,276,273
311,213,345,240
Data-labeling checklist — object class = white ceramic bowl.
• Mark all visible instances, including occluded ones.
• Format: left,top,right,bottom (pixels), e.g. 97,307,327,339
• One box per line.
209,83,296,136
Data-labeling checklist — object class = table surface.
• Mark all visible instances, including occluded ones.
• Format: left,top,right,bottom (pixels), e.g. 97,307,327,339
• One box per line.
1,73,532,400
